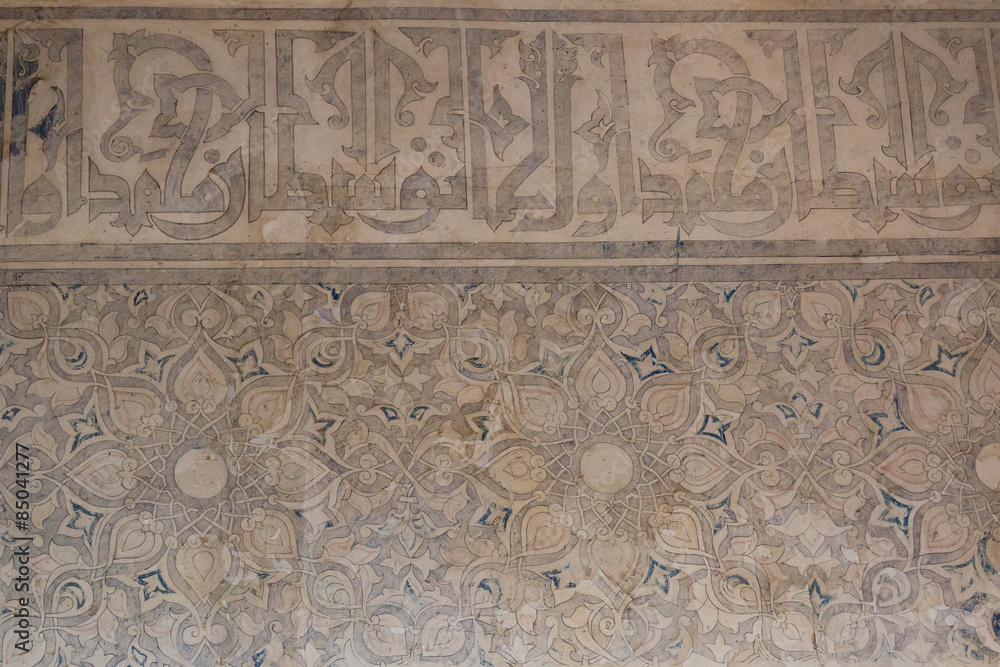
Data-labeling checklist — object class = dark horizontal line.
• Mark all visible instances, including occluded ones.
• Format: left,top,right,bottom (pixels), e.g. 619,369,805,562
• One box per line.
1,262,997,286
1,238,998,262
0,7,998,22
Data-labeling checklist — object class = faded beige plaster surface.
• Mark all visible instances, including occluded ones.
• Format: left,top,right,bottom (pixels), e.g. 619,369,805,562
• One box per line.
0,3,999,666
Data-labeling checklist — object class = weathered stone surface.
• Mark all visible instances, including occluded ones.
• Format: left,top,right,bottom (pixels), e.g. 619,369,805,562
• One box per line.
1,4,999,665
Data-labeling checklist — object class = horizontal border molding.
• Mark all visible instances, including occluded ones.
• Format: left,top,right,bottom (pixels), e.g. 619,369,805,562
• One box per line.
3,8,1000,22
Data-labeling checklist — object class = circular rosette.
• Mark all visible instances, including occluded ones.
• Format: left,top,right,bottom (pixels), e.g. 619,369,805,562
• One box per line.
165,437,237,509
976,442,1000,492
579,442,635,495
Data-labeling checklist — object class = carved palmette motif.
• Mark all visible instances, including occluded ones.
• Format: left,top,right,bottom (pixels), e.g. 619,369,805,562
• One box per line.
0,21,998,242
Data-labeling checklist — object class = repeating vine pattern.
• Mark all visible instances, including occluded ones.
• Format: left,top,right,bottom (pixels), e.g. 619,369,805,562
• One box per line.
2,280,1000,665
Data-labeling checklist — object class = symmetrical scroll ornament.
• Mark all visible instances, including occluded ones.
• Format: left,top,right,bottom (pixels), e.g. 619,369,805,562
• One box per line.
2,280,1000,664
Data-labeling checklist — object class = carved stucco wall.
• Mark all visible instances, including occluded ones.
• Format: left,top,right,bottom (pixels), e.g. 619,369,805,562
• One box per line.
1,5,1000,666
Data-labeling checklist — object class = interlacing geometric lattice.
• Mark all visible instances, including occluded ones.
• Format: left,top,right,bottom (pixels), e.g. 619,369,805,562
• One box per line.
2,280,1000,665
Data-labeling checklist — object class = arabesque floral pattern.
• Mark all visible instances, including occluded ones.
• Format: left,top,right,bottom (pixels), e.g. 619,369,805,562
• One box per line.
2,280,1000,665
